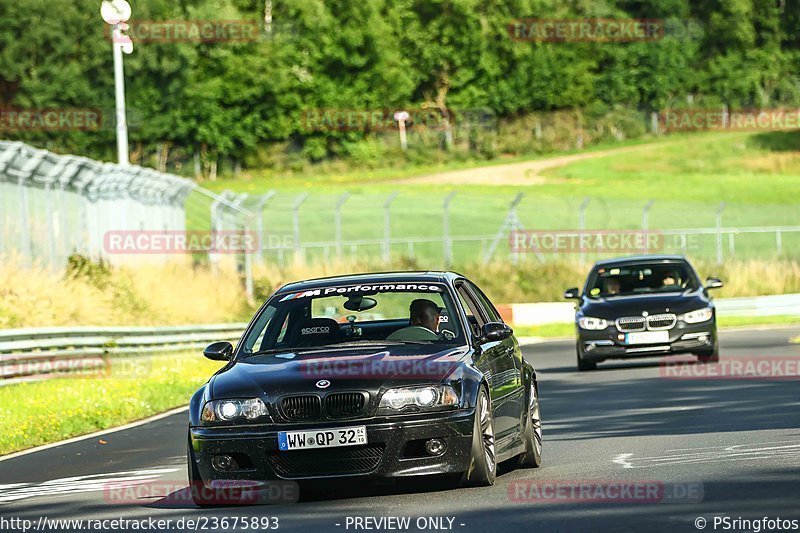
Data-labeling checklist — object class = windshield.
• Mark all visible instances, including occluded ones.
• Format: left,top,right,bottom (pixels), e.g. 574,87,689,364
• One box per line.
585,262,698,298
240,282,464,354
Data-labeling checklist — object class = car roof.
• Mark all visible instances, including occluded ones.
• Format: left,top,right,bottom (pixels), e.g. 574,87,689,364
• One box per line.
275,271,463,294
592,254,689,268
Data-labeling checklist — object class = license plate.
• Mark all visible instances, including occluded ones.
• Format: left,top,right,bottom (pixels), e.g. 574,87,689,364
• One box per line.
625,331,670,345
277,426,367,451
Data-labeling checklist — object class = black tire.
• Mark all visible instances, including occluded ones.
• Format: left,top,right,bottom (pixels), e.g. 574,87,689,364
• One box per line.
697,342,720,364
462,387,497,487
577,345,597,371
517,380,543,468
187,438,215,507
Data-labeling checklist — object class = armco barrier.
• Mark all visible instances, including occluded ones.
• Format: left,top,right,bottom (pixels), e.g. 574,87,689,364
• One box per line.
2,293,798,380
0,323,248,380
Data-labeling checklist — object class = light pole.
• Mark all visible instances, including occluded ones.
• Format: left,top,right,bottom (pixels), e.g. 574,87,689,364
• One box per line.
101,0,133,166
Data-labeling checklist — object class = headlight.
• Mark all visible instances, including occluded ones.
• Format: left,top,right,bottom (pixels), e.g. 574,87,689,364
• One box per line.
578,316,608,330
378,385,459,414
682,307,713,324
201,398,269,423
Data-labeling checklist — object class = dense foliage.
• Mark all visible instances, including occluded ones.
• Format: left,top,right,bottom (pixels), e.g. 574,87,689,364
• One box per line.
2,0,799,175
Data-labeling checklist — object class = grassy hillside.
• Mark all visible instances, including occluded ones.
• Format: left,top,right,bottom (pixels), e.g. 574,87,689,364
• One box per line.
193,132,800,265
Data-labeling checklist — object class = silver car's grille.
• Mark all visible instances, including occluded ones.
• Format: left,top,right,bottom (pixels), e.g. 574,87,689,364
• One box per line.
646,313,677,330
616,314,677,332
616,317,645,332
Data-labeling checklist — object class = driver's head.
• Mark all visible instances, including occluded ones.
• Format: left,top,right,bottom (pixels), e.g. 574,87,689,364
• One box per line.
605,277,621,294
662,271,678,286
409,299,442,332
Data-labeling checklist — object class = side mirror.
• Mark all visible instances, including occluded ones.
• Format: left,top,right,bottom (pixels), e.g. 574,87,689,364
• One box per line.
564,287,580,299
480,322,513,343
706,278,724,290
204,341,233,361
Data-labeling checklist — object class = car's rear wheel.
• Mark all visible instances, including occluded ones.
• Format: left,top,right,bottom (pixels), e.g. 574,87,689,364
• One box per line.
517,381,542,468
462,387,496,487
576,344,597,371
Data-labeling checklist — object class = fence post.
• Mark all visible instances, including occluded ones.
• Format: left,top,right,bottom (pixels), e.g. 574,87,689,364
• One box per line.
231,193,254,305
17,174,32,268
255,190,276,264
578,197,591,264
776,230,782,255
292,192,309,264
442,191,457,268
641,200,655,253
335,192,350,259
45,182,57,270
715,202,726,263
483,193,524,264
383,192,398,263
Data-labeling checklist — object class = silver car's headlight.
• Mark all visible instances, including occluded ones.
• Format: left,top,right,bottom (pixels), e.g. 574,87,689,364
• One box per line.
378,385,459,414
201,398,269,423
682,307,713,324
578,316,608,330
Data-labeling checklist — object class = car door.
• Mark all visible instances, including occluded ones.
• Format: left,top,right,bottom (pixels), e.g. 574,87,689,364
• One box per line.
465,281,524,435
454,281,517,438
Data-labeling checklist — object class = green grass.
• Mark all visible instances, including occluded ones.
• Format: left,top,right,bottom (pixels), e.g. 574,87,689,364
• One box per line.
513,323,576,338
513,315,800,339
203,134,672,193
0,353,225,456
717,315,800,328
187,131,800,265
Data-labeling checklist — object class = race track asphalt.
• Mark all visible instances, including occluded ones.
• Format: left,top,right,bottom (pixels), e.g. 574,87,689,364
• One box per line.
2,326,799,533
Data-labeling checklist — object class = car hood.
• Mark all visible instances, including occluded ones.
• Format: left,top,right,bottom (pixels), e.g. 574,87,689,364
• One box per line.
209,344,470,400
580,290,712,319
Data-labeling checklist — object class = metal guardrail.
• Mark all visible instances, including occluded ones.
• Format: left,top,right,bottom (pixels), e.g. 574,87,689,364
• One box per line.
0,323,248,380
714,294,800,317
3,292,799,380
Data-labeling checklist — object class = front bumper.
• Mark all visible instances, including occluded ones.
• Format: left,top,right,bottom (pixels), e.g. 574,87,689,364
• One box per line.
577,320,716,362
189,408,474,483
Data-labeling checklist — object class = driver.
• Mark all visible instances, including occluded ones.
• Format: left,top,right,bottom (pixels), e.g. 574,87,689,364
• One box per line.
386,299,442,341
662,270,679,287
604,277,621,295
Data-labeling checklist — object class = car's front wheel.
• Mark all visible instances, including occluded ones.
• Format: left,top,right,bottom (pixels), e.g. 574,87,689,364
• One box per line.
462,387,496,487
696,341,720,364
576,344,597,371
517,381,542,467
187,437,215,507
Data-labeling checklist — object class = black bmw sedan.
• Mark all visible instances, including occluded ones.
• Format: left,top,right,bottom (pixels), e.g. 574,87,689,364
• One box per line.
188,272,541,504
565,255,723,371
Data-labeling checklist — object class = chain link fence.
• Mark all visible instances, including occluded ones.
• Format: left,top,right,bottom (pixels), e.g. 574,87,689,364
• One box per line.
2,141,800,279
0,140,252,271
